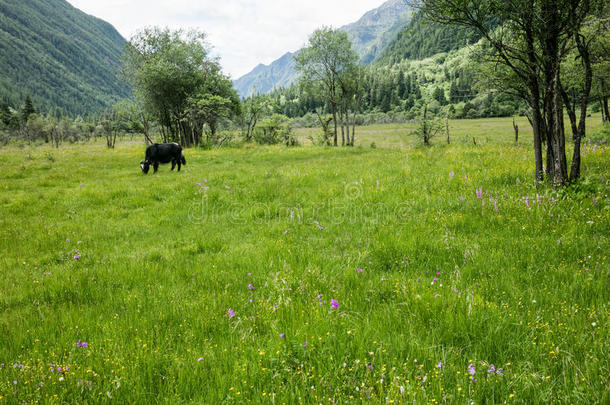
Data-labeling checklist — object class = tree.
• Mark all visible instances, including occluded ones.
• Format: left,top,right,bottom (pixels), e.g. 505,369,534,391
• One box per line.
242,94,275,142
412,104,444,145
187,70,240,145
20,96,36,124
411,0,596,186
123,28,233,147
0,102,12,127
294,27,360,146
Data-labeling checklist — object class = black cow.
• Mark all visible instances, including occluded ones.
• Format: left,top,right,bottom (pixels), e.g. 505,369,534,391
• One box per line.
140,143,186,174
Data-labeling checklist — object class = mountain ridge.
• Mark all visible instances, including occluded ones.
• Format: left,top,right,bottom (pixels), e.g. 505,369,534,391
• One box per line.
233,0,411,98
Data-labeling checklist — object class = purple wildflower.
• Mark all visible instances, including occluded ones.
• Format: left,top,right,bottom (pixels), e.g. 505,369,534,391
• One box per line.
73,251,81,260
225,185,231,189
449,171,455,180
496,368,504,374
198,357,204,362
304,341,307,348
13,380,17,385
77,339,88,348
436,362,443,369
279,333,285,338
357,268,363,273
468,363,476,376
248,284,254,290
493,201,498,212
227,308,235,318
66,238,70,242
460,195,465,203
330,299,339,309
525,196,530,208
488,364,496,373
432,278,439,283
368,365,374,370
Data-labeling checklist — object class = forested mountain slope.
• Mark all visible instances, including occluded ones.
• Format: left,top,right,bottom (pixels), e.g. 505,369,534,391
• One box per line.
0,0,130,115
375,11,482,66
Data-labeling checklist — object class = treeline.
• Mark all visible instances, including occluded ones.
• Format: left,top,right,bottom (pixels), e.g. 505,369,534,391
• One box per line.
271,49,524,123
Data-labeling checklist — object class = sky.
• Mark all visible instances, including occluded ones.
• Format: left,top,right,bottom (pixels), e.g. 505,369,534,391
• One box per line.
66,0,387,79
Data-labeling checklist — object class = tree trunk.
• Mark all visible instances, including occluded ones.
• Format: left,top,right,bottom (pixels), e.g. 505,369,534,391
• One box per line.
513,117,519,143
525,25,544,183
339,108,345,146
332,110,338,147
567,33,593,182
345,108,351,146
529,90,545,183
445,117,450,144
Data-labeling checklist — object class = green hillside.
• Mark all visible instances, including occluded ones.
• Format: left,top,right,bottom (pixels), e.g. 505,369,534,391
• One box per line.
0,0,130,115
375,12,481,66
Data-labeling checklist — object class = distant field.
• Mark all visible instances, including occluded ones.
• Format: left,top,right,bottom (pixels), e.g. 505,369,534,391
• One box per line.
295,114,606,148
0,118,608,403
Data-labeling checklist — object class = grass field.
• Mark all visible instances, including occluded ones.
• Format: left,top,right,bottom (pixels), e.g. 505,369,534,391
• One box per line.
0,117,608,403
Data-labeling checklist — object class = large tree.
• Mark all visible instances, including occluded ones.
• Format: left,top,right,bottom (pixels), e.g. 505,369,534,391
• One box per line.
122,28,236,147
411,0,597,186
294,27,360,146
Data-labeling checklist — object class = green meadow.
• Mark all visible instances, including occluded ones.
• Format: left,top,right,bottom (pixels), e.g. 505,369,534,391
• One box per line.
0,117,608,403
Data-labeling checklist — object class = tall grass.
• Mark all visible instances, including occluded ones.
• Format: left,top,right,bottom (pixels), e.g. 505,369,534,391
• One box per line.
0,117,608,403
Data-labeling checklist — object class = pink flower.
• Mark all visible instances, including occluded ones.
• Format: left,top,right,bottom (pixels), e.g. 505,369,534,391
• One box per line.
227,308,235,318
468,363,476,375
197,357,204,362
357,268,363,273
330,299,339,309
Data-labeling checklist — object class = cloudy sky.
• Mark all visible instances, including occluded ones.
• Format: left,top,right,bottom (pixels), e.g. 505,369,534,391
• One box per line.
67,0,387,79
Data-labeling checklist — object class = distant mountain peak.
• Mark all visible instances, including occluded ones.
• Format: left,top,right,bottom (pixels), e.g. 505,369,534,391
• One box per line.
234,0,411,98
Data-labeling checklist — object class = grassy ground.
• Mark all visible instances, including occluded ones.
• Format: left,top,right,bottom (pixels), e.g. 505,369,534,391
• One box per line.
0,117,608,403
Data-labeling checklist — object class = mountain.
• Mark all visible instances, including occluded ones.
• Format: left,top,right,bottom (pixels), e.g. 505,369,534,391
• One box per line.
233,51,297,99
375,12,482,66
234,0,412,98
0,0,130,115
341,0,412,65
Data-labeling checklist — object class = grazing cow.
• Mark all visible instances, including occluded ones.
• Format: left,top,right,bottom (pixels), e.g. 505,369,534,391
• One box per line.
140,143,186,174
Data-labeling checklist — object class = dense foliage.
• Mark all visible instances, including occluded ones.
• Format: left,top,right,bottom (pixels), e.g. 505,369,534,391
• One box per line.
374,11,482,65
122,28,239,147
0,0,130,115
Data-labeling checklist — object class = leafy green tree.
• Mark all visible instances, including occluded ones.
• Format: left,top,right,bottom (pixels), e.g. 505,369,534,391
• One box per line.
123,28,233,147
242,94,275,142
187,70,240,145
432,87,447,105
411,0,598,185
295,27,359,146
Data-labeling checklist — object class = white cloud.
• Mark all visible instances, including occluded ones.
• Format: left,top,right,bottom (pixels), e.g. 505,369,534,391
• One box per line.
66,0,387,78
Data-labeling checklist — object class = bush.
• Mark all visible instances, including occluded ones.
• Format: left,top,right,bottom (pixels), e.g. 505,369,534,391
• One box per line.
254,114,298,146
